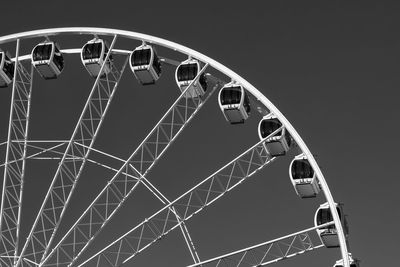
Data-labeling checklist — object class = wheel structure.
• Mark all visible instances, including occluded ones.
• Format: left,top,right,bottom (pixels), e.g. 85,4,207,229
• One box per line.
0,28,356,267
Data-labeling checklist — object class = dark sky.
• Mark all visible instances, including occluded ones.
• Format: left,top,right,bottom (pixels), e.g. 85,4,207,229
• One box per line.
0,1,398,266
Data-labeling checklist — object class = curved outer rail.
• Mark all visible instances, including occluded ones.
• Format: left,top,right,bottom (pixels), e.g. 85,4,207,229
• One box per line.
0,27,350,267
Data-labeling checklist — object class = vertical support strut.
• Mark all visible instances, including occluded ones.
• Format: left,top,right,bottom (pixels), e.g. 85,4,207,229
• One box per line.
17,35,129,267
0,39,34,266
40,65,219,267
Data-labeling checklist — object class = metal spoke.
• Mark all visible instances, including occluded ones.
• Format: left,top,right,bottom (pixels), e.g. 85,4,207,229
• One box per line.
78,130,280,267
0,28,353,267
17,35,129,267
0,39,34,266
40,64,221,267
186,223,333,267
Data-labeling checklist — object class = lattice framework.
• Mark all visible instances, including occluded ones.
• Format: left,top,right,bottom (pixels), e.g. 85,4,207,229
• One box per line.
17,36,130,267
0,39,34,266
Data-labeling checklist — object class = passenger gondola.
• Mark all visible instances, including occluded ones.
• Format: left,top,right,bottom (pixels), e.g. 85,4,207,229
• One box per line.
81,38,112,78
314,202,349,248
218,82,250,124
0,51,14,88
258,115,291,157
175,58,207,98
289,154,321,198
333,254,360,267
130,44,162,85
31,41,64,79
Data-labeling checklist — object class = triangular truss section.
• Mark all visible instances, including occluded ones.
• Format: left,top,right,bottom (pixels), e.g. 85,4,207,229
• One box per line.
79,137,274,267
40,66,221,267
17,36,129,267
187,224,327,267
0,41,34,267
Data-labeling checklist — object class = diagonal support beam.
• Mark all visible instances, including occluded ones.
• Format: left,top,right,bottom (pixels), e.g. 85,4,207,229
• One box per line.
139,178,200,264
17,35,129,267
177,215,201,264
4,139,198,263
40,64,221,267
0,141,69,168
0,39,34,267
77,129,283,267
186,222,333,267
2,141,140,183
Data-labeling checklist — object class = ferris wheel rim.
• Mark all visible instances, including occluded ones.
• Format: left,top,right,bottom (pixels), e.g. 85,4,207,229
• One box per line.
0,27,350,267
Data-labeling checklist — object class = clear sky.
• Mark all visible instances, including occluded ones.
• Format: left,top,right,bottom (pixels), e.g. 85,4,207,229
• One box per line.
0,1,398,266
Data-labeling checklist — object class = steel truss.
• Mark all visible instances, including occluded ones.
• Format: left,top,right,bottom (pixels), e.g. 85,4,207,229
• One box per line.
17,36,130,267
139,179,201,264
2,139,200,264
40,64,220,267
0,39,34,267
78,128,280,267
1,139,199,265
0,28,352,267
0,141,139,182
187,222,334,267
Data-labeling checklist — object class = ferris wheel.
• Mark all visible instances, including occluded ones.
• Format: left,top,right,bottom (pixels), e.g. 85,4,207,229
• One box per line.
0,28,359,267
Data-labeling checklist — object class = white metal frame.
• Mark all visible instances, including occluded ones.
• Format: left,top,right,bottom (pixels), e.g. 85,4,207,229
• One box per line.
2,140,201,265
187,222,335,267
78,131,277,267
40,63,220,267
0,39,34,266
16,35,130,267
0,28,350,267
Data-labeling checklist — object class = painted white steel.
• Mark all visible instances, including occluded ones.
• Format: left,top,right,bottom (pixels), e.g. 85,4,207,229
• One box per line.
40,63,213,267
15,35,122,267
0,27,350,267
0,41,18,229
334,253,360,267
77,132,276,267
0,39,20,266
187,222,334,267
0,39,34,266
